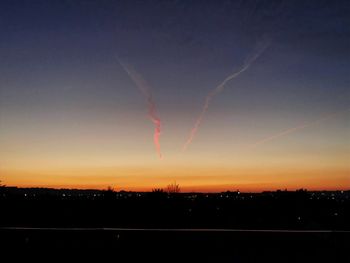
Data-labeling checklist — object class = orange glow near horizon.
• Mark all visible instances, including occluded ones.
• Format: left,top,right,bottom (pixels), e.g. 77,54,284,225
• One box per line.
2,163,349,192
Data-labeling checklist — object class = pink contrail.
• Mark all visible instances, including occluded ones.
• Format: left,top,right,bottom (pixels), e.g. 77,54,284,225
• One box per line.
118,59,162,159
183,41,270,151
248,109,350,148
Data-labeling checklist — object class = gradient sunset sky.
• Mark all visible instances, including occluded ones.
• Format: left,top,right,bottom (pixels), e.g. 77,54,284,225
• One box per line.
0,0,349,192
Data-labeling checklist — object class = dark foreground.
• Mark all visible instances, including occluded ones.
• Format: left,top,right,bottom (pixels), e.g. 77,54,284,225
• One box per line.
0,228,349,262
1,188,349,262
1,188,349,229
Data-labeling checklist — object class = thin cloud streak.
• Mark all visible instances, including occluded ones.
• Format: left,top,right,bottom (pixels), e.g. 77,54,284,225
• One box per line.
183,40,270,151
118,58,162,159
248,109,350,148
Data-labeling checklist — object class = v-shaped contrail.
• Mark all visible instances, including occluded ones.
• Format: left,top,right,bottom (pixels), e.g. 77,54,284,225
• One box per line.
118,59,162,159
183,40,270,151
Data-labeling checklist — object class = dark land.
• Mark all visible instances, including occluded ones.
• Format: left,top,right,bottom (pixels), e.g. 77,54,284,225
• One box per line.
1,187,349,262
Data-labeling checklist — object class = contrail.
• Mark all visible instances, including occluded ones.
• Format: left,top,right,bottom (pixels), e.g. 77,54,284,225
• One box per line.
248,109,350,148
118,59,162,159
183,40,270,151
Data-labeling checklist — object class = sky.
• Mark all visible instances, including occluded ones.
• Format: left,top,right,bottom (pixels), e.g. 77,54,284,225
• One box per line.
0,0,349,192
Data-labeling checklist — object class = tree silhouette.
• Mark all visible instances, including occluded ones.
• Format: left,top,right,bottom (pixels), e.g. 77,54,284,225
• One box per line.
152,188,164,193
150,188,167,199
104,186,115,200
106,186,115,192
166,182,180,194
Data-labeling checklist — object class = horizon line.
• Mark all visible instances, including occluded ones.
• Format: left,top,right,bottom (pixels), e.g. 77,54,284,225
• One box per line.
2,185,349,194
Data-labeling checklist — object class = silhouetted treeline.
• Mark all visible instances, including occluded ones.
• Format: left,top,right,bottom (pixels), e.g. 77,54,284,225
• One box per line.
0,187,349,230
